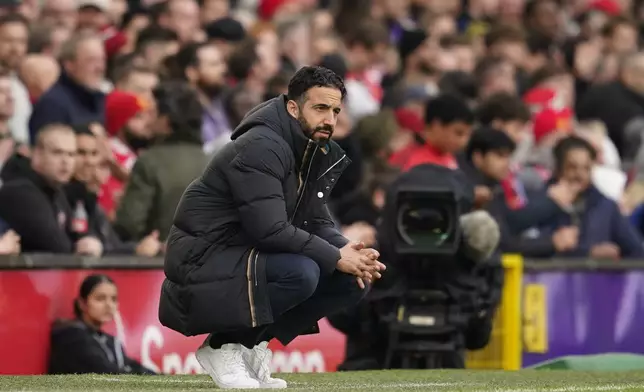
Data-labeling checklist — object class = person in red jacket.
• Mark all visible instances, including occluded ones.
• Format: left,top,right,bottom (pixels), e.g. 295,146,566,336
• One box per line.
400,94,475,172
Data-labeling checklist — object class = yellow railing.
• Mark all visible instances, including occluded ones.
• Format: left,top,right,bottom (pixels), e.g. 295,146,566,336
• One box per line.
465,254,524,370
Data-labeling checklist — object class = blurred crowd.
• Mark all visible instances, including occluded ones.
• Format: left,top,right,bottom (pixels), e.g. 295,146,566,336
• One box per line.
0,0,642,261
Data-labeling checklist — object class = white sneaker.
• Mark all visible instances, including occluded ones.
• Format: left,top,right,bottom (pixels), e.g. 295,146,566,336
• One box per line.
196,337,260,389
242,341,287,389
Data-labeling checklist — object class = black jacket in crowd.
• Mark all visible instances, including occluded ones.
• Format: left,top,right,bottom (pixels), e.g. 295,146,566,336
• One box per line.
159,95,351,337
64,180,137,255
48,319,154,375
0,154,77,252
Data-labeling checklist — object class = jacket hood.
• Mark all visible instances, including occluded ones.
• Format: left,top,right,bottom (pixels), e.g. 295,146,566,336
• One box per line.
231,95,311,161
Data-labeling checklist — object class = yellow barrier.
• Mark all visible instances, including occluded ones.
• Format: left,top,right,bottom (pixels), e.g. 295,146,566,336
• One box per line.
465,254,524,370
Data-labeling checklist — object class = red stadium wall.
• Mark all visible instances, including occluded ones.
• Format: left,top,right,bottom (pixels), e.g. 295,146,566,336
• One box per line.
0,269,346,375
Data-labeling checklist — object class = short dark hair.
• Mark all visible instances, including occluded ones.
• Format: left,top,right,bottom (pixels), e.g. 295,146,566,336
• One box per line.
477,92,531,125
474,55,510,85
527,33,553,56
287,66,347,103
602,15,638,38
485,24,526,48
136,26,178,51
153,81,202,136
0,13,28,29
113,63,156,85
466,127,516,161
72,123,96,137
424,94,475,126
172,41,214,80
553,135,597,173
529,63,568,89
438,71,478,102
227,38,259,80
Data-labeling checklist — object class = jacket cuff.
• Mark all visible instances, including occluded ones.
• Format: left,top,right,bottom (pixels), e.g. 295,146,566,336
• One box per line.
305,235,341,275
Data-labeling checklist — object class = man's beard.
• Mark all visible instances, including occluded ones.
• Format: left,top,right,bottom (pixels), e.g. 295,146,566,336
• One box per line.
297,112,333,146
124,128,153,152
197,78,224,99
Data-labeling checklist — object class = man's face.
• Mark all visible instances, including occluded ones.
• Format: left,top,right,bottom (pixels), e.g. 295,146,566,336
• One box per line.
194,45,227,97
610,24,638,55
429,120,473,154
77,6,109,31
0,76,15,120
256,42,280,83
482,61,517,98
32,130,76,185
476,150,513,181
490,41,527,69
41,0,77,30
168,0,200,43
144,40,179,70
120,71,159,103
453,45,476,73
65,38,106,90
560,148,593,190
75,134,101,184
0,21,28,71
532,0,560,38
291,86,342,145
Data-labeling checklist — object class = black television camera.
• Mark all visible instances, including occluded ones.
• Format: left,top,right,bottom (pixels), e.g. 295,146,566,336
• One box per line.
377,164,500,369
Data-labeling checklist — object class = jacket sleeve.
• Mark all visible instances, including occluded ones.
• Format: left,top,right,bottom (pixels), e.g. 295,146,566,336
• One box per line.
0,184,74,252
225,136,341,275
504,194,562,233
309,203,349,249
488,198,556,258
114,155,156,242
610,202,644,258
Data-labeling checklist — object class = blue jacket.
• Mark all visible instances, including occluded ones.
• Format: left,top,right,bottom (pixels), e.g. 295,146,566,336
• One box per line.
28,72,105,143
542,185,644,258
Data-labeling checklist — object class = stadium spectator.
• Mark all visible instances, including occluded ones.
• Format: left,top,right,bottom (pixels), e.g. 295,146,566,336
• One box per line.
114,81,207,242
111,64,159,103
0,124,103,255
157,0,202,44
135,25,180,71
29,32,107,143
171,42,229,155
67,125,161,256
537,136,644,259
400,94,475,172
0,13,30,145
18,54,60,102
98,90,153,219
48,274,156,374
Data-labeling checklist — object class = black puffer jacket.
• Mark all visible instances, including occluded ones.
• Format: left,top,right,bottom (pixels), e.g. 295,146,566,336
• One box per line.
159,95,351,337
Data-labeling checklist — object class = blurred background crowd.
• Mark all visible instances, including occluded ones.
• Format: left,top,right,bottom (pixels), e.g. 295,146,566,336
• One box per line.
0,0,643,263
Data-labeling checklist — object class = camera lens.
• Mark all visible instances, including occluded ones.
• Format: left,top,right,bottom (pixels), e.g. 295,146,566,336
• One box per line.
398,204,451,246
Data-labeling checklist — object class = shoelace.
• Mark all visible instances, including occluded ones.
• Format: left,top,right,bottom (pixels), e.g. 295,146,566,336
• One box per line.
251,346,273,380
223,350,249,377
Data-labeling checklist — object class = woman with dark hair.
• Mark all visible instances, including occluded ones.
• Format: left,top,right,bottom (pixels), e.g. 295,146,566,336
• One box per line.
48,274,155,375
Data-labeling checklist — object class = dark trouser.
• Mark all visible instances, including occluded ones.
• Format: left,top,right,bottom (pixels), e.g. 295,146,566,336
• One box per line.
210,253,369,349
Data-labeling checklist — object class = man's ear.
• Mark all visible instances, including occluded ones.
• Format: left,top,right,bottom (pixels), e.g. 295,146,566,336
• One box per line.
286,99,299,119
185,66,198,83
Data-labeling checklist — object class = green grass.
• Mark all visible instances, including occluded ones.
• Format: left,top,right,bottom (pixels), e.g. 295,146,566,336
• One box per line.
2,370,644,391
